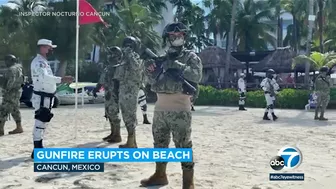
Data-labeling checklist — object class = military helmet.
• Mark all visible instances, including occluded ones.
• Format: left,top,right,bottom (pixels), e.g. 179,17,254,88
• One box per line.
122,36,138,50
4,54,18,67
107,46,122,55
266,69,275,74
162,22,188,39
319,66,329,72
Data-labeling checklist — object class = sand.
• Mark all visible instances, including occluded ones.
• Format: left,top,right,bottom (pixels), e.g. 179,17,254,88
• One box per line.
0,104,335,189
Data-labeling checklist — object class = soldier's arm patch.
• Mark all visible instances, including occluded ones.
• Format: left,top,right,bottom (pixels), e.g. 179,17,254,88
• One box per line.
39,61,46,68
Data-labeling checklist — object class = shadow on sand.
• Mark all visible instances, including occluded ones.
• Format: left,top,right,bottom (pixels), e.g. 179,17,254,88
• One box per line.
256,112,335,127
35,172,83,183
0,157,29,170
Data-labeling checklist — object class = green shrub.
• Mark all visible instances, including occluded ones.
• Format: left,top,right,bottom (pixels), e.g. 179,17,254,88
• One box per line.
195,85,336,109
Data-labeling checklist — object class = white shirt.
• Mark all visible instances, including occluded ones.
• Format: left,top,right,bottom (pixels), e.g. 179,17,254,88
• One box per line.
260,78,280,93
31,54,61,93
238,78,246,92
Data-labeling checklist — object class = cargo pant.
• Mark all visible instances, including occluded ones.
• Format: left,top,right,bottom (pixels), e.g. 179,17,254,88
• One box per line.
119,81,140,135
316,92,330,115
0,90,22,130
152,111,194,170
104,87,121,134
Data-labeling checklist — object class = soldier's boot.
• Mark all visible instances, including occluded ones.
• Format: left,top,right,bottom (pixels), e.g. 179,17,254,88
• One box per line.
263,112,270,120
119,134,137,148
182,169,194,189
314,107,320,120
143,114,151,124
191,105,195,111
31,140,43,159
239,105,247,111
103,118,114,141
140,163,168,186
8,122,23,135
271,113,278,121
107,125,122,143
319,110,328,121
0,121,5,136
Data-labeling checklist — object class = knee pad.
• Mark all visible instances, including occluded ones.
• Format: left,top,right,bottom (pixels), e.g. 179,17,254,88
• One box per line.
35,107,53,122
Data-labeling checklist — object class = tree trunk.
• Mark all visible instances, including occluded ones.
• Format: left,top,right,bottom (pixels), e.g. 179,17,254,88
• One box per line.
318,0,324,53
292,14,298,54
213,31,217,46
305,0,314,88
56,60,68,77
224,0,237,88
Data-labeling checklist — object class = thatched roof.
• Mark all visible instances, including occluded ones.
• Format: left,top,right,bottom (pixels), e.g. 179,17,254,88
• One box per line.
198,46,244,69
252,46,316,72
252,46,295,72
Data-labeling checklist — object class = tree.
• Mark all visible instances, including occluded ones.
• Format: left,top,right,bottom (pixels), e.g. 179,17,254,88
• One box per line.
169,0,192,22
292,51,336,70
235,0,276,51
281,0,307,53
115,0,162,50
31,0,98,77
224,0,238,88
203,0,231,47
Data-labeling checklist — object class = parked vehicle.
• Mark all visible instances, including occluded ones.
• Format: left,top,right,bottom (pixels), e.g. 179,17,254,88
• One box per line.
20,82,104,108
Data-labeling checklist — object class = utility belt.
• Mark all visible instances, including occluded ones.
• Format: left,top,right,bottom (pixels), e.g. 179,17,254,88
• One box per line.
33,91,55,122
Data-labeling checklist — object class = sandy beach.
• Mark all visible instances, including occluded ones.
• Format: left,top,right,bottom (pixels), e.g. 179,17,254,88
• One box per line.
0,104,335,189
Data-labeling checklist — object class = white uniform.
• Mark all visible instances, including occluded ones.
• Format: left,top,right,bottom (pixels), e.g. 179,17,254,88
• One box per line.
260,77,279,113
31,54,61,141
238,78,246,106
138,89,147,115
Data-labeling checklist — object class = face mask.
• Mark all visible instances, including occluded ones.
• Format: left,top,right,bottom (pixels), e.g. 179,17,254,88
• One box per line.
170,38,185,47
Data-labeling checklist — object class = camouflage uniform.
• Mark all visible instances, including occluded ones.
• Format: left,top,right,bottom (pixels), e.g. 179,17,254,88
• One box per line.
116,46,143,148
0,55,24,136
97,65,122,143
314,67,331,120
141,48,202,188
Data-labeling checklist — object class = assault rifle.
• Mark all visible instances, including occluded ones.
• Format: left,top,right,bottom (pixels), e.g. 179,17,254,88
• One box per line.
143,48,197,94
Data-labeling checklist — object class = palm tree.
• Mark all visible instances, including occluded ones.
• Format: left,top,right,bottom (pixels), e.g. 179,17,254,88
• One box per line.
115,0,162,50
224,0,238,88
281,0,307,53
169,0,192,22
234,0,276,51
203,0,231,47
292,51,336,70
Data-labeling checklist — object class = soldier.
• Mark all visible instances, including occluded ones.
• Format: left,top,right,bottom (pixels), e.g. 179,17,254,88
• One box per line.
314,66,331,120
260,69,280,121
30,39,71,158
138,84,151,124
0,54,24,136
140,22,202,189
93,46,123,143
117,36,144,148
238,73,247,111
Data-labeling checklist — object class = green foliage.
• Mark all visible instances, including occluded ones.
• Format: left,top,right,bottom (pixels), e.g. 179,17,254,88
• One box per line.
195,85,336,109
292,51,336,70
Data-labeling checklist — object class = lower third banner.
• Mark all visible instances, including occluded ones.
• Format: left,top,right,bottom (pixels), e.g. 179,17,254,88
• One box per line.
34,163,104,172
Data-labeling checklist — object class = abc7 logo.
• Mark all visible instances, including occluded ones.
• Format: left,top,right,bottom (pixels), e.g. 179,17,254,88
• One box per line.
270,156,285,170
270,146,302,171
